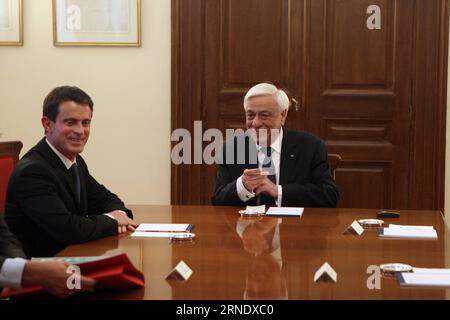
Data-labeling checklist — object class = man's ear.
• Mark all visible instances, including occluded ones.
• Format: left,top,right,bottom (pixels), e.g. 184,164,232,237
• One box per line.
41,117,52,135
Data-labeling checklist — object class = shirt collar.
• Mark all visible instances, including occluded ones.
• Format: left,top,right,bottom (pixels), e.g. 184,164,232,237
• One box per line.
45,139,76,170
257,127,283,154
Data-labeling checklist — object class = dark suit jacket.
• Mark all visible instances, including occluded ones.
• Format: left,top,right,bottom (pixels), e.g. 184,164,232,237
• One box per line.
5,138,133,257
0,216,26,291
0,216,26,269
211,128,339,207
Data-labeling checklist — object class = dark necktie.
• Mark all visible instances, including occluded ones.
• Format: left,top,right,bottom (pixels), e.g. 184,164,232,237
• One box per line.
259,147,276,206
69,163,81,204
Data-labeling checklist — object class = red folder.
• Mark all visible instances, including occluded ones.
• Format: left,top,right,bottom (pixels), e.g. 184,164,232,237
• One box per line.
1,253,145,298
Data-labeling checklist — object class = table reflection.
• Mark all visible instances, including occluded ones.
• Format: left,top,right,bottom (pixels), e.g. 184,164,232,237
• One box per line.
236,217,288,299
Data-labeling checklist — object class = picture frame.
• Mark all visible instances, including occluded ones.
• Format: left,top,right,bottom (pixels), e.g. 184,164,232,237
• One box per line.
52,0,141,47
0,0,23,46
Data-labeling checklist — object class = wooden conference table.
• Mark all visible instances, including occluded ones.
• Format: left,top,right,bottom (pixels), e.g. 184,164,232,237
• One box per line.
59,205,450,300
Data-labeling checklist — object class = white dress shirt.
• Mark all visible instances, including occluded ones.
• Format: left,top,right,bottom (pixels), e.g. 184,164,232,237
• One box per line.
0,258,27,288
236,128,284,206
46,139,76,170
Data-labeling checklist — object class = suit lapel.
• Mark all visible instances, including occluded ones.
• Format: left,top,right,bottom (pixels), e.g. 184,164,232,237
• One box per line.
34,138,81,212
279,128,300,185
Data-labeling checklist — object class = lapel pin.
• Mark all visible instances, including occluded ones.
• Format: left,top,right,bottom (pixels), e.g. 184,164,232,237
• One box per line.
290,154,294,158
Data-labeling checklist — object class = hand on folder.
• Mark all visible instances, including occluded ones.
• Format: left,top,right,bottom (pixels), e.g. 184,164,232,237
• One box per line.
1,253,145,299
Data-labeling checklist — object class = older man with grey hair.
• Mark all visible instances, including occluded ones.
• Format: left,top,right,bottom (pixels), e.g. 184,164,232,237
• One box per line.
212,83,339,207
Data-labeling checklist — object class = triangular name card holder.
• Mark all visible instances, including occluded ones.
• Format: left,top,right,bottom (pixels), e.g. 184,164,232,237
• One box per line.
343,220,364,235
166,260,193,281
314,262,337,283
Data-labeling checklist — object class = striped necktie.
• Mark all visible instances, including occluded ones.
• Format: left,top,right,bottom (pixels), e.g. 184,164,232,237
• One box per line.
259,147,276,206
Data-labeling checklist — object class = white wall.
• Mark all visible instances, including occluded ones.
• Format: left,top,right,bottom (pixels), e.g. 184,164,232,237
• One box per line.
0,0,171,205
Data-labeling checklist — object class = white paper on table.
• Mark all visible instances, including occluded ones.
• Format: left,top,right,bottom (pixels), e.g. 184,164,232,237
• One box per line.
379,227,437,240
131,231,181,238
266,207,304,217
397,273,450,287
135,223,193,232
388,224,435,230
413,268,450,275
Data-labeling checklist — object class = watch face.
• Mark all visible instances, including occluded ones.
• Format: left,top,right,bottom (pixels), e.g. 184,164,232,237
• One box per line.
358,219,384,227
380,263,413,274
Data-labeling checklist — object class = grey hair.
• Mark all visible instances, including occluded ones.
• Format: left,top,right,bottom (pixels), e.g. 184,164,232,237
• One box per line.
243,83,289,113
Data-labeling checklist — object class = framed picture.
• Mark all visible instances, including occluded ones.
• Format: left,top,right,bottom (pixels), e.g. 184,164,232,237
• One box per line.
0,0,23,46
52,0,141,46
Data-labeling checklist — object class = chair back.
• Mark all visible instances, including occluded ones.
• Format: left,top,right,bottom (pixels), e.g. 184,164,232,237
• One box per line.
0,141,23,215
328,153,341,180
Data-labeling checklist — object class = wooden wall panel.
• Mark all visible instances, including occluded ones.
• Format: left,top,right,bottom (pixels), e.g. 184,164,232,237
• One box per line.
409,0,449,210
336,162,392,208
326,0,393,88
225,0,284,84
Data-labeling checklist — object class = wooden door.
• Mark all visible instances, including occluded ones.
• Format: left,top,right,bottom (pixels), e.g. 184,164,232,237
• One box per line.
172,0,449,210
306,0,413,208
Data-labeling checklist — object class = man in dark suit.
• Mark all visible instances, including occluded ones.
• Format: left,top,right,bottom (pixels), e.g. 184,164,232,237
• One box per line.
1,216,95,297
5,86,137,258
212,83,339,207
